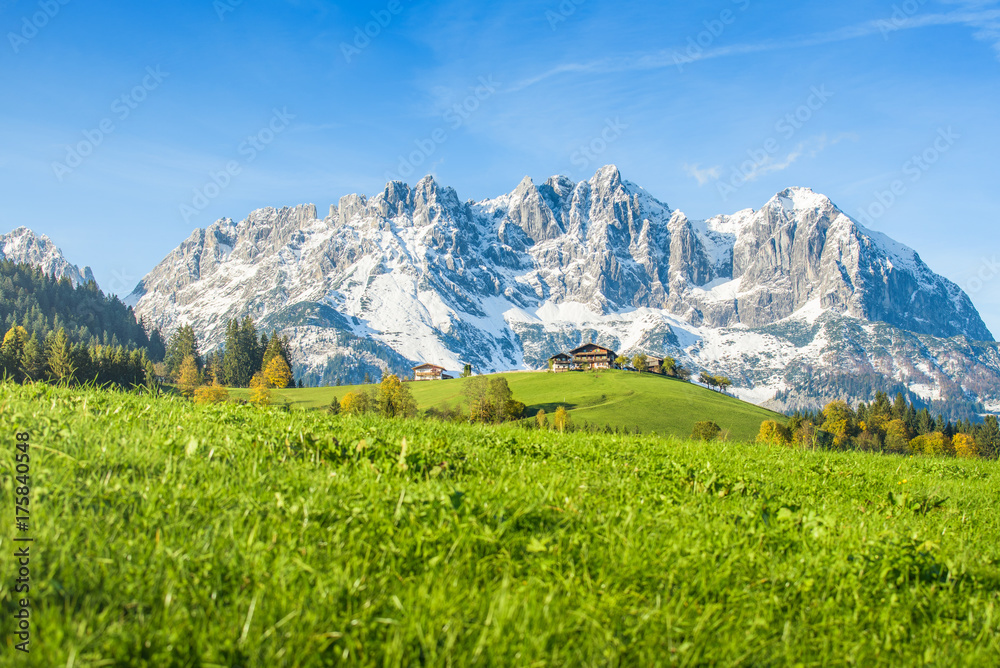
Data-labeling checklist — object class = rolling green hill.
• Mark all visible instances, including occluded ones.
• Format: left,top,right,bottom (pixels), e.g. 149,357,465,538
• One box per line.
2,382,998,665
232,370,784,441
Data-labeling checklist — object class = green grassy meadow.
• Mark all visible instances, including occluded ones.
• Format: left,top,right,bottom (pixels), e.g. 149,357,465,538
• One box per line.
231,370,783,442
1,382,999,666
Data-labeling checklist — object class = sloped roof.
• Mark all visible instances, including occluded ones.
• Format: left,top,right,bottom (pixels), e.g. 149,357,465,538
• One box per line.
412,363,446,371
569,343,616,355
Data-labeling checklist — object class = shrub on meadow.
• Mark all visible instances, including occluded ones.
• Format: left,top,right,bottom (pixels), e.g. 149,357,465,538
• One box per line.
691,421,722,441
756,420,791,446
193,383,229,405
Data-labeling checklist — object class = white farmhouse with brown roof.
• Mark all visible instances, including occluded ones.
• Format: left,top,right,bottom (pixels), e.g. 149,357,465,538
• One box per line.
412,363,452,381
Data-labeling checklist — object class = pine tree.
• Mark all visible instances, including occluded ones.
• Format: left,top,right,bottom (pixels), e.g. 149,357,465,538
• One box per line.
892,392,908,420
222,317,261,387
46,328,76,383
916,408,934,436
977,415,999,459
241,317,262,378
206,350,225,385
261,331,292,373
146,328,167,363
165,325,201,379
871,391,892,418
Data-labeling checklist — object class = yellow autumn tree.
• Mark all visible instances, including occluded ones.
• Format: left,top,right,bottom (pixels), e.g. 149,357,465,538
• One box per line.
822,401,858,449
909,432,951,456
553,406,570,433
535,408,548,430
262,355,293,389
340,390,373,415
952,433,978,459
376,374,417,417
177,355,201,397
0,325,29,380
249,372,271,406
884,419,913,453
757,420,792,446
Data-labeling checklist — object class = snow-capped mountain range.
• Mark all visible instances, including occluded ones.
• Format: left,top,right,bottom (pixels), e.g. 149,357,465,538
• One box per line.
1,227,95,286
6,166,995,416
117,165,998,417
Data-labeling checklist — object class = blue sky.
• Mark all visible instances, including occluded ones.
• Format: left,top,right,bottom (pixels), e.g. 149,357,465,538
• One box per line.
2,0,999,336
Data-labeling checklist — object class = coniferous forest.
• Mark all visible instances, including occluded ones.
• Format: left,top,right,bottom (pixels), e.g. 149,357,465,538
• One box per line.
0,261,164,387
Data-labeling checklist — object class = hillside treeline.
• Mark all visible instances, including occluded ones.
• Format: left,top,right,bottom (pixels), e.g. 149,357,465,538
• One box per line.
0,260,165,357
759,391,999,459
0,261,164,388
0,325,154,388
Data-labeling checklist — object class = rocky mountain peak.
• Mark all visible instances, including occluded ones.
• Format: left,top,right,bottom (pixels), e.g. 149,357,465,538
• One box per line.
0,226,95,286
591,164,623,189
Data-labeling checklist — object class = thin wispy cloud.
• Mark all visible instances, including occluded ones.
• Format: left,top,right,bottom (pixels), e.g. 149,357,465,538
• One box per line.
746,133,856,181
684,164,722,186
509,8,1000,92
689,134,856,188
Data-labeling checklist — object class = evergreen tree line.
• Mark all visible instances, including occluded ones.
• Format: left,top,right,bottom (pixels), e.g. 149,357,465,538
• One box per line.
0,260,166,361
162,317,296,389
759,391,999,459
1,325,154,388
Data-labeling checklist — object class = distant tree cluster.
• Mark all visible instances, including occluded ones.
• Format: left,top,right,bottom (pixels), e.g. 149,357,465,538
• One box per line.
698,371,732,393
1,325,153,388
658,356,690,380
464,376,526,424
759,391,999,459
0,260,165,361
333,374,418,418
162,318,296,396
614,353,692,380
